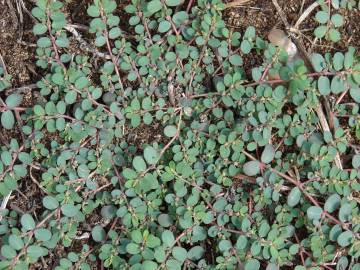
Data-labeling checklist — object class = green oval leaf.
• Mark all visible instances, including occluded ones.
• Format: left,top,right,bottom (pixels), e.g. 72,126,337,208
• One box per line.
5,94,23,108
243,160,261,176
338,203,352,222
1,245,16,259
61,204,79,217
311,53,326,72
144,146,159,165
350,88,360,103
324,194,341,213
157,214,173,227
287,187,301,207
172,246,187,263
352,154,360,169
142,261,158,270
133,156,147,172
337,231,353,247
261,144,275,164
307,206,323,220
34,228,52,241
147,0,163,13
42,196,59,210
318,76,330,95
126,243,140,254
187,246,204,260
158,20,171,33
165,0,181,6
245,259,260,270
1,110,15,130
21,214,36,231
33,23,47,35
315,11,329,24
164,125,177,137
9,234,24,250
87,5,100,17
37,37,51,47
91,225,106,242
161,230,175,247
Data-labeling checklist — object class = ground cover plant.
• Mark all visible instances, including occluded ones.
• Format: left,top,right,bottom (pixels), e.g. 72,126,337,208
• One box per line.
1,0,360,269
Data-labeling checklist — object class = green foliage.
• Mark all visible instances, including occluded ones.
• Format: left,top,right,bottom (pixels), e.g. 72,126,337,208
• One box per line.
1,0,360,269
0,70,17,130
313,0,347,42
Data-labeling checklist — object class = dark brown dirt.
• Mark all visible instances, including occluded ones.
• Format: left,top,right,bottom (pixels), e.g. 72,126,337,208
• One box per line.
128,122,164,149
0,0,37,87
224,0,278,38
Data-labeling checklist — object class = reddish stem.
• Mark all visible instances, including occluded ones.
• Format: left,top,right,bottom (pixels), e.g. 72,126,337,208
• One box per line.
186,0,195,12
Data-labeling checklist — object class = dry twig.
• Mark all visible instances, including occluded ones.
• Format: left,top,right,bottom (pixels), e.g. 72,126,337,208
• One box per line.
5,83,38,95
30,167,50,195
65,25,111,60
0,51,8,75
225,0,251,8
0,192,12,222
6,0,19,30
294,1,320,30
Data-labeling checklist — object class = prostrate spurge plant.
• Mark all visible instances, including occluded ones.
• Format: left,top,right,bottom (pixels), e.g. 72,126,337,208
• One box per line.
0,0,360,269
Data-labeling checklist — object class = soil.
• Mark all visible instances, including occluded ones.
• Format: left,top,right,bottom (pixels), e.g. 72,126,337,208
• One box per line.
0,0,37,87
128,122,164,148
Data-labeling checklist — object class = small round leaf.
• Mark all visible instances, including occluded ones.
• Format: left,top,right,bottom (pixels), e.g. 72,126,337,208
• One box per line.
5,94,23,108
243,161,261,176
161,230,175,247
61,204,79,217
21,214,36,231
1,111,15,130
34,228,52,241
172,246,187,263
164,125,177,137
337,231,353,247
261,144,275,164
245,259,260,270
144,146,159,165
91,225,106,242
324,194,341,213
287,187,301,207
43,196,59,210
133,156,147,172
352,154,360,169
9,235,24,250
307,206,323,221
